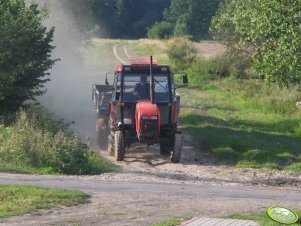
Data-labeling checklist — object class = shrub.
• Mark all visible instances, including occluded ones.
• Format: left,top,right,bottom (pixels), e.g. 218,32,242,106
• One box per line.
166,38,197,70
165,37,234,82
189,54,232,82
147,22,173,40
0,110,116,175
228,51,253,79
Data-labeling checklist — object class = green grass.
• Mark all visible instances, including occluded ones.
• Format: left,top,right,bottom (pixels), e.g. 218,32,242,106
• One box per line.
129,39,170,64
226,211,301,226
0,185,89,218
0,110,119,175
150,217,184,226
178,78,301,173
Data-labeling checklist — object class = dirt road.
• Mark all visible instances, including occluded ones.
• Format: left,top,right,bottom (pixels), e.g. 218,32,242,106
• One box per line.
1,42,300,226
0,172,300,226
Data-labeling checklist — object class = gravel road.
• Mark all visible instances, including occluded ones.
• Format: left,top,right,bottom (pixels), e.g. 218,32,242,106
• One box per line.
0,170,300,226
0,133,300,226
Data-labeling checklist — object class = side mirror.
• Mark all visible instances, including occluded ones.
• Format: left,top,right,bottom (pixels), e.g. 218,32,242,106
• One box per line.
183,74,188,85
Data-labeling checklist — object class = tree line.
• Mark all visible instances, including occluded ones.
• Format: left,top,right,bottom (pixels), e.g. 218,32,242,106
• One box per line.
62,0,301,86
61,0,222,40
0,0,300,114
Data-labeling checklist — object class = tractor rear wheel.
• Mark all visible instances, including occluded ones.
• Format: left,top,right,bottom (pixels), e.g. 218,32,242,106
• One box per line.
114,130,125,161
171,134,182,163
96,117,108,150
107,119,114,156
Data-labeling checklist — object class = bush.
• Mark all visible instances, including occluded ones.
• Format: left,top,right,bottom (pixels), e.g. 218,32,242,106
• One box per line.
166,38,197,70
0,110,116,175
165,38,233,82
147,22,173,40
189,54,232,82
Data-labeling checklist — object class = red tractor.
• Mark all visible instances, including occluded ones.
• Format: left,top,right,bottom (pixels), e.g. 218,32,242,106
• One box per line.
92,56,186,162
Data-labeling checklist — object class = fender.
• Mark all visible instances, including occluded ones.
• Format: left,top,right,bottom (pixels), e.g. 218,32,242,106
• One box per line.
172,95,180,124
110,102,117,124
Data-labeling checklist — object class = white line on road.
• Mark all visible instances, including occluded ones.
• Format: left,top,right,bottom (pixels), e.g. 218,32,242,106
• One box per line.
123,45,131,58
113,44,128,64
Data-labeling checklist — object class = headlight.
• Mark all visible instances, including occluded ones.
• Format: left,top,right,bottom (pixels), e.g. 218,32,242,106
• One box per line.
141,115,148,120
123,118,132,124
151,115,158,120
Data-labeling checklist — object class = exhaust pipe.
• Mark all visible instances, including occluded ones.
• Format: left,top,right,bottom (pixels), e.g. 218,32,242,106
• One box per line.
150,56,155,104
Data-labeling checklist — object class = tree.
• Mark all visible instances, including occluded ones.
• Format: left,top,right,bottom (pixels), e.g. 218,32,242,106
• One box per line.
162,0,222,40
211,0,301,87
72,0,171,39
147,21,173,39
0,0,56,114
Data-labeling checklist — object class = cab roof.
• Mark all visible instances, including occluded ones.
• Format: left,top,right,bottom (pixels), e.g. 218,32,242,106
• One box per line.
115,57,171,73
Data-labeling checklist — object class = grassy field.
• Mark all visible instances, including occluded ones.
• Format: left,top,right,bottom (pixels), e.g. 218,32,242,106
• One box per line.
128,38,301,173
0,185,88,218
178,79,301,172
128,39,170,64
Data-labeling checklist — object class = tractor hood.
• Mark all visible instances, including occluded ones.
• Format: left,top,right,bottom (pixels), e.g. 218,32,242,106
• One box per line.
135,101,161,141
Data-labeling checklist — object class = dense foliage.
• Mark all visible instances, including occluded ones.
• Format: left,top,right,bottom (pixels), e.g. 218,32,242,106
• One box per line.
147,22,173,40
61,0,171,39
0,0,56,114
0,110,117,175
211,0,301,87
61,0,222,40
161,0,223,40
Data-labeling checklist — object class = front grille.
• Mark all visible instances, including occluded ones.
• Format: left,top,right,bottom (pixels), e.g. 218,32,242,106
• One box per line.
140,119,158,137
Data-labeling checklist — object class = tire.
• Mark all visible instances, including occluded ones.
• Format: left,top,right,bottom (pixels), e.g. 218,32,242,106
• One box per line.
171,134,182,163
114,130,125,161
160,142,171,156
107,119,114,156
96,117,108,150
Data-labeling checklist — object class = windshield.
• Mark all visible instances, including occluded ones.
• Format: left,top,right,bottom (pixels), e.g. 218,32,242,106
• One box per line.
122,73,170,103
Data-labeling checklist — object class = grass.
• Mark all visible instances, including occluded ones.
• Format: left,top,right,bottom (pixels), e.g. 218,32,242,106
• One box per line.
0,184,89,218
226,211,301,226
178,79,301,172
0,110,118,175
129,39,170,64
150,217,184,226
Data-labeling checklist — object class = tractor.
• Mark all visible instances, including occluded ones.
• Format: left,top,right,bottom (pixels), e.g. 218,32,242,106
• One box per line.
92,56,186,162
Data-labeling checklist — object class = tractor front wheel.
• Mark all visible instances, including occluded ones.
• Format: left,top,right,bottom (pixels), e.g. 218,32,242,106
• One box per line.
171,134,182,163
114,130,125,161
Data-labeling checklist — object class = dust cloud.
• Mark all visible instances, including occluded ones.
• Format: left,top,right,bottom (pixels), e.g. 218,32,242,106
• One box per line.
33,1,113,142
